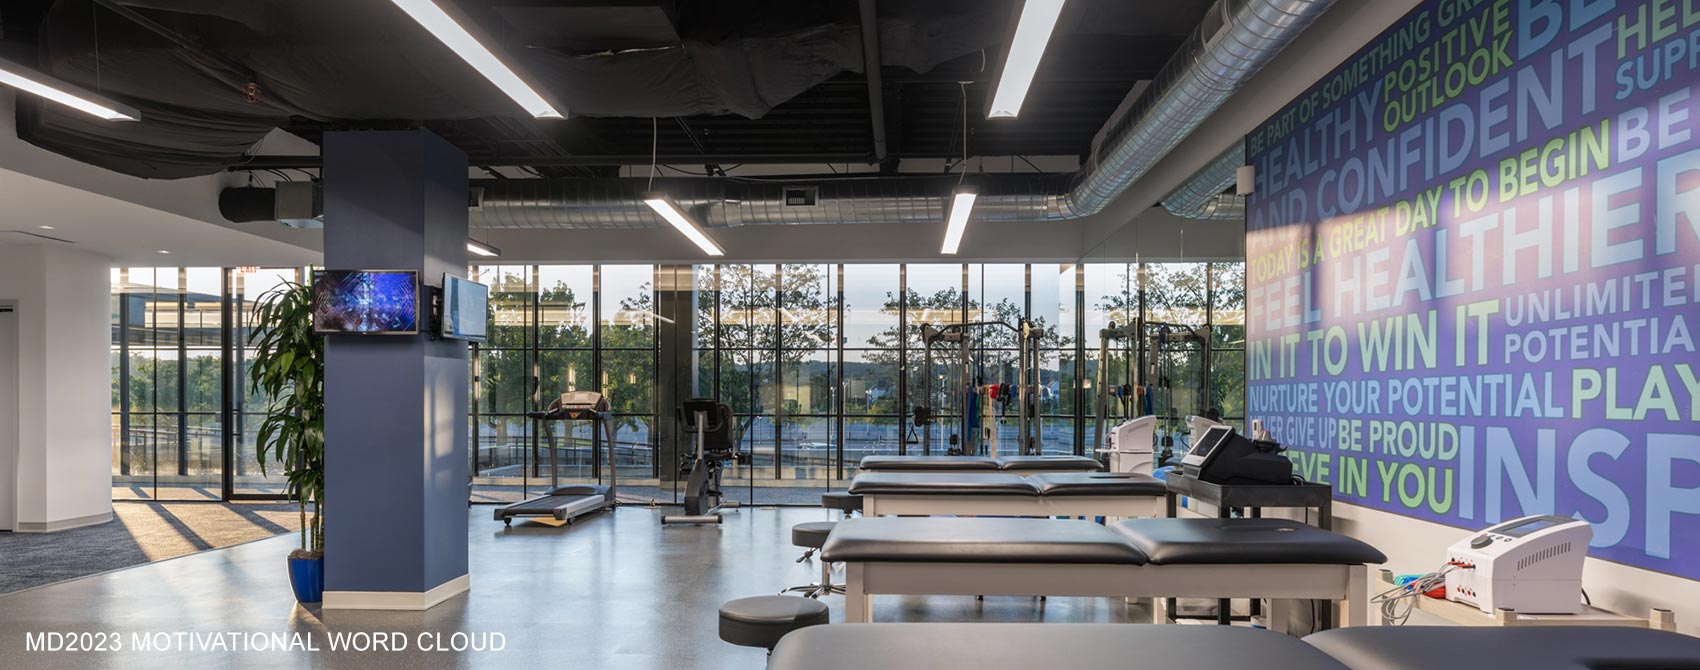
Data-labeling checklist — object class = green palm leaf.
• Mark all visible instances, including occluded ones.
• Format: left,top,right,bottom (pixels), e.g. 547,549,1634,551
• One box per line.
247,281,326,557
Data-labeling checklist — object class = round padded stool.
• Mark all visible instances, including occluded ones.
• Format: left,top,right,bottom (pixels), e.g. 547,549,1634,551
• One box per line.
791,521,837,549
718,596,830,650
783,522,846,597
821,491,863,515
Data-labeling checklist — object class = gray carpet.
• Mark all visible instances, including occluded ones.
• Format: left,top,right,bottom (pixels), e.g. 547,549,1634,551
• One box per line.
0,500,302,595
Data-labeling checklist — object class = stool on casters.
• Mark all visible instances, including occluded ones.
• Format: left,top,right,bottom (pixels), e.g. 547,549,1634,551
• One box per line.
662,398,748,525
781,521,843,598
821,491,862,518
718,596,829,653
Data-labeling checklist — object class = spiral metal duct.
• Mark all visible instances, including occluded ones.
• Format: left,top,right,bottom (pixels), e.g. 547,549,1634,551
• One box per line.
1160,140,1247,220
1053,0,1332,219
466,174,1077,229
225,0,1333,229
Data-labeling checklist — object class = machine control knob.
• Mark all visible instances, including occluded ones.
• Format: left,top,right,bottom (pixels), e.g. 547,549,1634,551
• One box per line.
1470,535,1493,549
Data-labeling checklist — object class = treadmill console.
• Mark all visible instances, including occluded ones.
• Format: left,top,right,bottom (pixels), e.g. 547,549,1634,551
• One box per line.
539,391,610,420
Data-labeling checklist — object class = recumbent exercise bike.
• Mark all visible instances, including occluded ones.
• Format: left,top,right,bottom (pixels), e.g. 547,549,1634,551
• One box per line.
661,398,749,525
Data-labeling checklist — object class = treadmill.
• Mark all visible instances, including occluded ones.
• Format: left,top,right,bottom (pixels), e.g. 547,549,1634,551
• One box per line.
494,391,619,526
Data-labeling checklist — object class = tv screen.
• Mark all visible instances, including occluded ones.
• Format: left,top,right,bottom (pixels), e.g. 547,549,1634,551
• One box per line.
312,270,419,334
440,274,489,342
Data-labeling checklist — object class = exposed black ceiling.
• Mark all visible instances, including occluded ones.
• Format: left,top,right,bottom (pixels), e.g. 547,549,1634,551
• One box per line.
4,0,1213,179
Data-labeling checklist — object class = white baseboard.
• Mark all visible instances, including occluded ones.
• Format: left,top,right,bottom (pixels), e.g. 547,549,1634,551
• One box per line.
322,573,471,611
15,510,113,533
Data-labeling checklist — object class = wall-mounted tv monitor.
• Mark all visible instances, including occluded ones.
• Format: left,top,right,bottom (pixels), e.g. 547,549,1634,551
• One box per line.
312,270,419,335
440,274,489,342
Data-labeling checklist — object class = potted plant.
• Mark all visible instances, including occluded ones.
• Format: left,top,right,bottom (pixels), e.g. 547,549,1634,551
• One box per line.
248,281,325,604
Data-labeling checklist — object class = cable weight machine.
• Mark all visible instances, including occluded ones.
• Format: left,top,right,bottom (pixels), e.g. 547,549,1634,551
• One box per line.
913,319,1042,456
1091,320,1213,471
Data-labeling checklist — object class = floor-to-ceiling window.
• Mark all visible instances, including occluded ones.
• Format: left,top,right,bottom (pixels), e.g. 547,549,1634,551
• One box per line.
1079,261,1248,452
112,267,299,501
839,264,902,480
903,264,965,455
1026,264,1078,455
470,264,537,503
776,264,838,486
1208,262,1247,425
714,264,778,497
597,265,659,485
690,264,842,503
468,264,660,504
108,261,1245,505
112,267,223,500
229,268,305,497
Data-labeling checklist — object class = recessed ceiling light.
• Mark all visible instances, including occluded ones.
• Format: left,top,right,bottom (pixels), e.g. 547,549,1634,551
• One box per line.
156,250,171,255
38,225,54,230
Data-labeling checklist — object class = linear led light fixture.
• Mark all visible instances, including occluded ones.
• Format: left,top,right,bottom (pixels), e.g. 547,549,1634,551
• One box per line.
388,0,563,119
939,187,979,255
642,193,725,256
0,57,139,121
467,238,501,257
986,0,1066,119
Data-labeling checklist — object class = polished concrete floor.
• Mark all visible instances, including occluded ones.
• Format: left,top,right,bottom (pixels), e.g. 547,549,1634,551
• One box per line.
0,506,1151,669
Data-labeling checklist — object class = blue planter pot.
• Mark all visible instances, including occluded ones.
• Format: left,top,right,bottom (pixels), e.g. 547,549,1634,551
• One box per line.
288,557,324,604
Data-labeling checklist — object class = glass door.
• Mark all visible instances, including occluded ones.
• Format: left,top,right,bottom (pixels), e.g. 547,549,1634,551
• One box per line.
110,267,228,501
226,268,299,500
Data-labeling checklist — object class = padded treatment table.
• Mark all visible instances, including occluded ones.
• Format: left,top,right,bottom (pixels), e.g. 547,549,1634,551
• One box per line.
848,472,1164,518
769,624,1700,670
820,517,1382,626
993,455,1105,472
1304,626,1700,670
857,455,1103,473
858,456,1000,472
771,623,1351,670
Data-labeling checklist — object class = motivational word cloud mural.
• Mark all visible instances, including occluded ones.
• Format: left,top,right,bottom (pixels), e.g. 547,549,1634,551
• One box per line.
1245,0,1700,578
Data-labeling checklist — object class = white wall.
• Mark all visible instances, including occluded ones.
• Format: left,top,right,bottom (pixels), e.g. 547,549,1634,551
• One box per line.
0,244,115,531
0,300,16,531
1329,503,1700,636
1179,496,1700,634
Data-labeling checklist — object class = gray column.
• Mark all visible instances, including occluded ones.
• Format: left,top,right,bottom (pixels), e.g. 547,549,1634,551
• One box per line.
654,265,697,487
321,130,470,610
